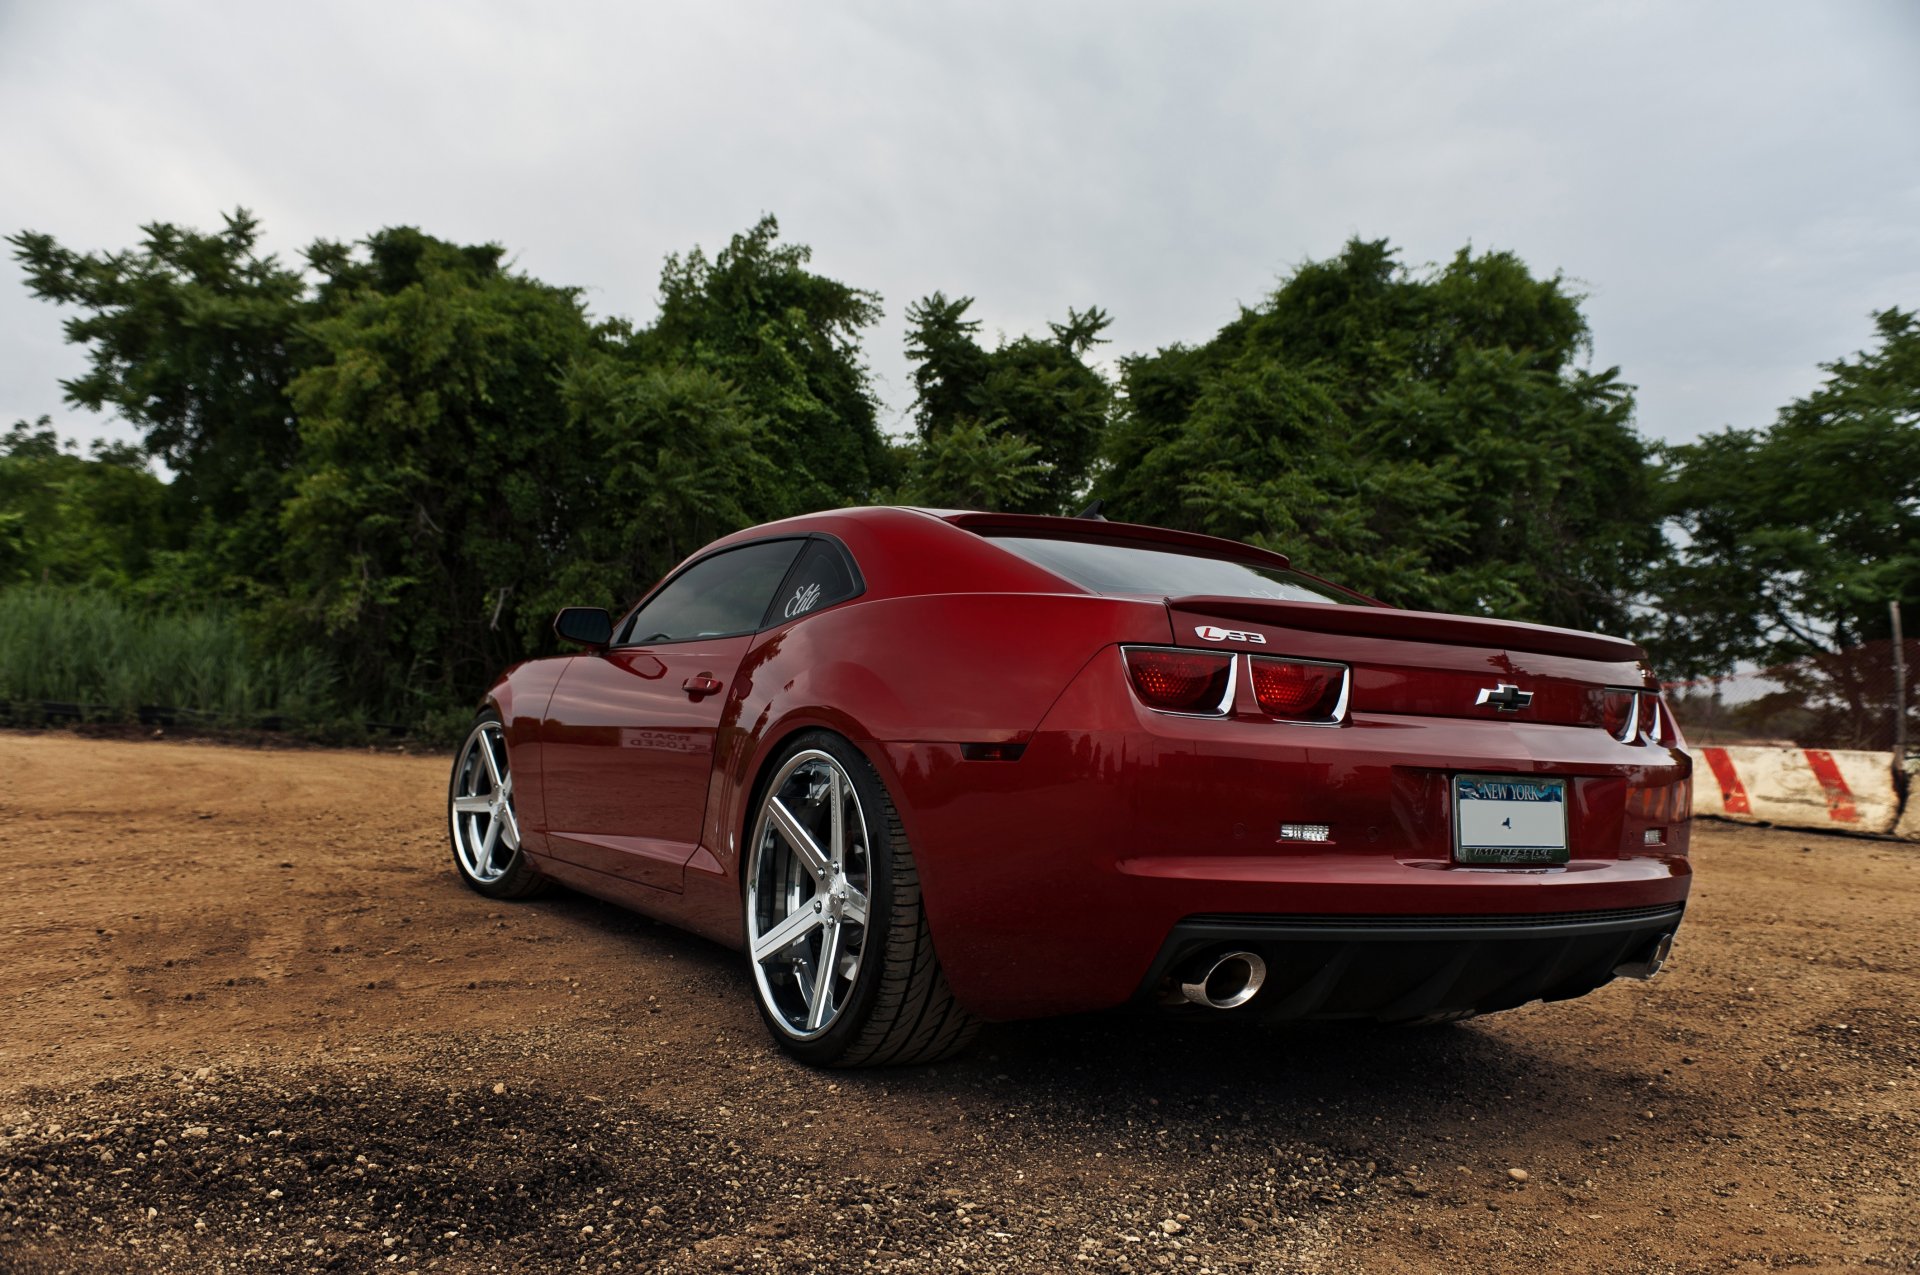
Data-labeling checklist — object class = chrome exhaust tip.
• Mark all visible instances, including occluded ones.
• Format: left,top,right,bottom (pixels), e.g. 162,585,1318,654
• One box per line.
1615,931,1674,981
1180,950,1268,1009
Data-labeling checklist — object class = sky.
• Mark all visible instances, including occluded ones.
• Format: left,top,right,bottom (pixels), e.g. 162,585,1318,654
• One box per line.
3,0,1917,458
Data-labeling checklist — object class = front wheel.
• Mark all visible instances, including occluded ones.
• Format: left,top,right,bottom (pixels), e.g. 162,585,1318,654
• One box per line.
448,711,546,899
743,732,977,1067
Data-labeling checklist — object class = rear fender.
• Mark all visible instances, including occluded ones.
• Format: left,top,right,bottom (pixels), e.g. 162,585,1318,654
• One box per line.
701,591,1172,904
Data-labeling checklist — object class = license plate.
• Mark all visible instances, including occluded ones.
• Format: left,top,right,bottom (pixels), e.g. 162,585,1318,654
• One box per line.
1453,775,1569,864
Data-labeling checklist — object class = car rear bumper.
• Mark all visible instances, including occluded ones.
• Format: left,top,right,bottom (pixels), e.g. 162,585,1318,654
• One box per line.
873,647,1693,1022
1140,904,1684,1022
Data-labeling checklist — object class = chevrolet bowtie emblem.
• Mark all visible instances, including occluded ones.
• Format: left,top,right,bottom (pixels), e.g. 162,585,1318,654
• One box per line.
1475,683,1533,712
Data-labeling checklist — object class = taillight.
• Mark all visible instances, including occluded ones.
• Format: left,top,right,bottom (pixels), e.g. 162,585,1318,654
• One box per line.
1627,776,1692,824
1642,693,1682,746
1249,656,1347,723
1123,647,1233,715
1601,689,1640,741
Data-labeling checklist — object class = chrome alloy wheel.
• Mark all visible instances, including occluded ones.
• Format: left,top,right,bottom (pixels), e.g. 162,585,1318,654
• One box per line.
451,720,521,884
746,749,873,1039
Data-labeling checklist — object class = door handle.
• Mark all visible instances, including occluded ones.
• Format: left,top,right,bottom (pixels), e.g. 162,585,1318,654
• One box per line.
682,674,723,697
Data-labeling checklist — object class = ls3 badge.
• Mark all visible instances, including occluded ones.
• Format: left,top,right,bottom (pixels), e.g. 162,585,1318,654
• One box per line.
1195,625,1266,644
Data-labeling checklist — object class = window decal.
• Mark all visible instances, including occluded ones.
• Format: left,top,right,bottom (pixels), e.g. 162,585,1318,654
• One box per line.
784,581,824,618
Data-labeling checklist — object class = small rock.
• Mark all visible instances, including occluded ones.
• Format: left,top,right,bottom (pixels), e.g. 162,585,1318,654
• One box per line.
1159,1219,1183,1235
492,1082,507,1095
580,1225,594,1236
183,1126,210,1139
146,1207,157,1222
267,1188,283,1200
1507,1168,1529,1183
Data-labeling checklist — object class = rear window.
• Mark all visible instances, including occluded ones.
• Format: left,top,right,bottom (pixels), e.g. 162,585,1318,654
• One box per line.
987,535,1351,604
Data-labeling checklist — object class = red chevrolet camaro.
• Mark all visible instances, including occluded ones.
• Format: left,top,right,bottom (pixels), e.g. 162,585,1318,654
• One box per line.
448,507,1691,1066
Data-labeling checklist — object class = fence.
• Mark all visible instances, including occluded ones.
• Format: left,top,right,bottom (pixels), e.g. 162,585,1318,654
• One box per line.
1662,637,1916,755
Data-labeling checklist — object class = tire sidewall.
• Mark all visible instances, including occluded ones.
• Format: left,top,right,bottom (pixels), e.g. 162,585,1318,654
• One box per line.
744,730,897,1065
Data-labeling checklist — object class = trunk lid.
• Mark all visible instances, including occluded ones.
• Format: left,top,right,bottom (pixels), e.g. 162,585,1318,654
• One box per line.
1167,595,1651,727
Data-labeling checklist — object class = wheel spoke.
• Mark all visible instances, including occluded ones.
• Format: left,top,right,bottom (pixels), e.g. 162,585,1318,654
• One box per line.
807,923,842,1030
452,794,492,815
829,767,846,871
752,904,822,962
840,884,869,927
479,812,501,874
768,797,830,880
497,799,522,852
478,732,505,788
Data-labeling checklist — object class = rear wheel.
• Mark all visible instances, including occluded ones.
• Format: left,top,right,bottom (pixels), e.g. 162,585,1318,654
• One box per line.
743,732,977,1067
448,711,546,899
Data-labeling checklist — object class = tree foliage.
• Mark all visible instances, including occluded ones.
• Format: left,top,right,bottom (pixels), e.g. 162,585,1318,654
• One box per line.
643,216,888,510
1096,240,1659,633
277,229,597,716
1650,307,1920,674
894,293,1112,514
11,211,1905,737
8,212,886,727
10,212,308,582
0,418,172,590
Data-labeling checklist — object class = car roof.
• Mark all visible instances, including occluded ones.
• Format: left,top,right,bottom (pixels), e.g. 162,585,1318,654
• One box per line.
675,506,1355,607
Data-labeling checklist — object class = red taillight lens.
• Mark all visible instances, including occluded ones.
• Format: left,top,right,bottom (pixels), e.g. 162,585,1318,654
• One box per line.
1249,656,1346,721
1601,689,1639,741
1123,647,1233,714
1642,693,1682,746
1627,776,1692,825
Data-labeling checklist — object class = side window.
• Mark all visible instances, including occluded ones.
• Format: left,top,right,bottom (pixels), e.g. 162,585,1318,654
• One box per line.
766,538,861,626
623,540,805,645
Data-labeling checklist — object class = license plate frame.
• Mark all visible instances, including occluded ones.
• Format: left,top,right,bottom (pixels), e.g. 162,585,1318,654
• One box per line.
1452,774,1570,865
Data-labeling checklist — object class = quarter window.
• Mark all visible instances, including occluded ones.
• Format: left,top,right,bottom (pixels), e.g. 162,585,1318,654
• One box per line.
765,538,861,626
623,540,805,645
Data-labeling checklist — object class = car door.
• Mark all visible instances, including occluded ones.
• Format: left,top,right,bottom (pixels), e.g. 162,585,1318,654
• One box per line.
540,538,807,891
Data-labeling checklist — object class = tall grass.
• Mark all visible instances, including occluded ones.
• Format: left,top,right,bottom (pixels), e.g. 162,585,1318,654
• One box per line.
0,587,334,726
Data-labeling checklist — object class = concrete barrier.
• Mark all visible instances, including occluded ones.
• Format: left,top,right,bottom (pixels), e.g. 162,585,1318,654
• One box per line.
1896,781,1920,842
1688,745,1901,836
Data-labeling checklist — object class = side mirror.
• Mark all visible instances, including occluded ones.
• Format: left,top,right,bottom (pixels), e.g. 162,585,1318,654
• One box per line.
553,606,613,649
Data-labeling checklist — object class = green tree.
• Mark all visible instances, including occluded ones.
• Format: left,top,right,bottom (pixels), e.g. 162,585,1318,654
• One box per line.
1653,307,1920,675
642,215,888,510
1096,240,1659,633
545,356,780,617
8,211,309,588
278,228,598,718
9,210,903,732
0,418,172,589
899,293,1112,514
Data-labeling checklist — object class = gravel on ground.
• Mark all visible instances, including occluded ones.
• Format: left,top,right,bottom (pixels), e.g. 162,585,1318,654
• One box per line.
1,732,1914,1273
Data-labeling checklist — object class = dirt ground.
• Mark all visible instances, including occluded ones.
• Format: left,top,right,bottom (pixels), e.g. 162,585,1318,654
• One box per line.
0,732,1914,1274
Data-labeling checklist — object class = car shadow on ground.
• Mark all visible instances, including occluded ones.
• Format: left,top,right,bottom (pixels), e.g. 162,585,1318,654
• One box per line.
514,878,1661,1163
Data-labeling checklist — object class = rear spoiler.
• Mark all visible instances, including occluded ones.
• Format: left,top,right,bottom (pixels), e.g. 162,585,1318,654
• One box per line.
1170,595,1646,664
937,511,1295,573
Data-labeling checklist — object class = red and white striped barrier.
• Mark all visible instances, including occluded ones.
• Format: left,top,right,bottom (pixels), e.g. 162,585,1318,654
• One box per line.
1687,745,1901,836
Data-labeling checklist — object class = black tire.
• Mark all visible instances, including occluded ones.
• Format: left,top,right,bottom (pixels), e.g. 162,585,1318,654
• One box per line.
743,730,978,1067
448,710,547,900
